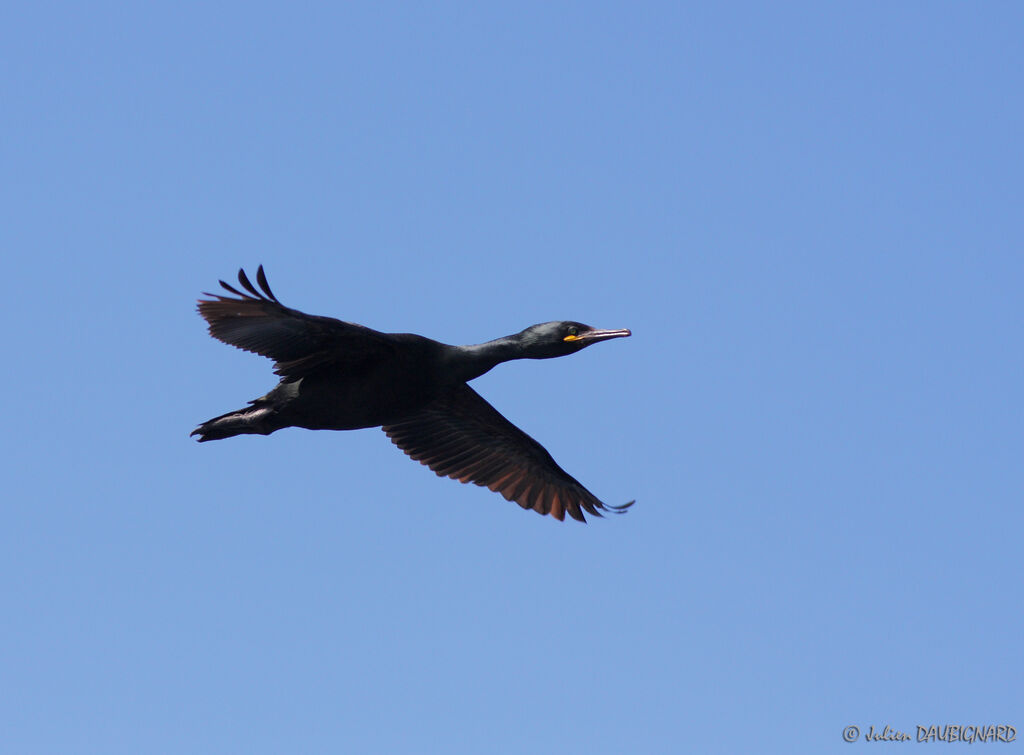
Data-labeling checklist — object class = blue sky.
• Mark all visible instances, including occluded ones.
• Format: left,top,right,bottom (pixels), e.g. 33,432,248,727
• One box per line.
3,2,1022,753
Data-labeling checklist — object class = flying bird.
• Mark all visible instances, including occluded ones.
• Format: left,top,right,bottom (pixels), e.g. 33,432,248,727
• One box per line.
192,266,634,522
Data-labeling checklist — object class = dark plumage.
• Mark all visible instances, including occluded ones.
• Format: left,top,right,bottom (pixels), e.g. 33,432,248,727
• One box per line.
192,266,634,522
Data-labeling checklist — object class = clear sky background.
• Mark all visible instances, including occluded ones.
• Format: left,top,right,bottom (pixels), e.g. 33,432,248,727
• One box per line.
3,2,1021,753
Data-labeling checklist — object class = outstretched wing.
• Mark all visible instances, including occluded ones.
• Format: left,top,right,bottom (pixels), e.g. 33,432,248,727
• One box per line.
196,266,395,379
383,384,634,522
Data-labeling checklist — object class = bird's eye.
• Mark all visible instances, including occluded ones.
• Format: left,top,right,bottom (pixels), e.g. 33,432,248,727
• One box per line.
567,327,578,337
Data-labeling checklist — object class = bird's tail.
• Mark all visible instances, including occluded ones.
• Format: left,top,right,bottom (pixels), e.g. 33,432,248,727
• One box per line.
190,404,276,442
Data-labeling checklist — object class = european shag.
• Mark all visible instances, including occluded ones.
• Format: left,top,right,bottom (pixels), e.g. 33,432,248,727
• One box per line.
192,266,633,522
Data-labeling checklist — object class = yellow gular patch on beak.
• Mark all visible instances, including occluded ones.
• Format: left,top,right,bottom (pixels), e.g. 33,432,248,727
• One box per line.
563,334,580,342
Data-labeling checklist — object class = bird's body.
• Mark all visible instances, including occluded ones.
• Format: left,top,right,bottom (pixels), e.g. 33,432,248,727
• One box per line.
192,266,633,522
253,333,451,432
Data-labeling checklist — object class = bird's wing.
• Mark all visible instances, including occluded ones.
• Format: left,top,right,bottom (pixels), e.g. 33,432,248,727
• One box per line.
197,266,396,379
382,383,633,522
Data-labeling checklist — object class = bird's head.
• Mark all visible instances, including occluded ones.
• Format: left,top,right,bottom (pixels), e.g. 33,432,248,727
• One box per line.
517,321,632,359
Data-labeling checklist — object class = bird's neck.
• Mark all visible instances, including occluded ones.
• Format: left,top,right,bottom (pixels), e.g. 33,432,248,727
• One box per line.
449,335,525,382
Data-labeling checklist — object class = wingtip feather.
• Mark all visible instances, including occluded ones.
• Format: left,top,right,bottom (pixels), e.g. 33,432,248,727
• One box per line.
236,268,261,298
256,264,279,302
605,499,636,514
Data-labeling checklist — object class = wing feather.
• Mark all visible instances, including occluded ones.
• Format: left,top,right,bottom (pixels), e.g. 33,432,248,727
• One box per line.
383,384,633,522
196,266,395,379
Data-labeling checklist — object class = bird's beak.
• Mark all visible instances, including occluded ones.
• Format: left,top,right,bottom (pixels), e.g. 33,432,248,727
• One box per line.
574,327,632,343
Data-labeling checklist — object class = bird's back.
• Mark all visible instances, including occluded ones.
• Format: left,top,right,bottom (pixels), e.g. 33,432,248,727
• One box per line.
280,333,458,431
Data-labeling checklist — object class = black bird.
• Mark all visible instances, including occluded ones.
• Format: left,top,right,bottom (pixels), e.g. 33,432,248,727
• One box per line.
192,266,634,522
